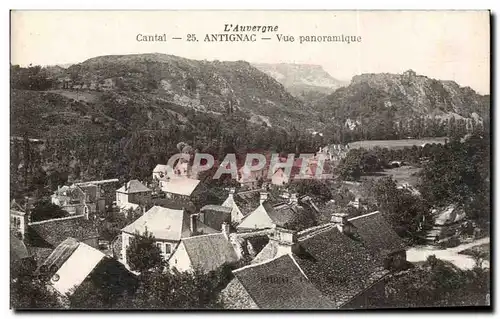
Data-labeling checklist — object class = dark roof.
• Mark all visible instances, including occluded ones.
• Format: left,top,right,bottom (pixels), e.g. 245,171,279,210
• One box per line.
35,237,80,275
233,190,280,216
200,205,231,231
265,202,305,228
10,233,30,261
233,254,335,309
10,199,25,212
27,215,99,249
181,233,238,272
116,179,151,194
234,190,262,216
294,225,386,307
200,205,232,214
349,211,406,255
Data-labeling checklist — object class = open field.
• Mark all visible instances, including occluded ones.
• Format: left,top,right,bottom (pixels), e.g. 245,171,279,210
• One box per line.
361,165,422,186
348,137,448,150
48,89,101,103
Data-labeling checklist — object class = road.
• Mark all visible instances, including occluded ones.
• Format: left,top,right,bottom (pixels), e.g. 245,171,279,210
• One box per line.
406,237,490,270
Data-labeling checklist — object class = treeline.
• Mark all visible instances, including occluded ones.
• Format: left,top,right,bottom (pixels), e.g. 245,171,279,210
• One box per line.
10,108,325,200
11,65,54,90
324,115,487,144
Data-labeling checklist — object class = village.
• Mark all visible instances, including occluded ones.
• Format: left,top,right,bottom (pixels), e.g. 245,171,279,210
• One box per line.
10,139,490,309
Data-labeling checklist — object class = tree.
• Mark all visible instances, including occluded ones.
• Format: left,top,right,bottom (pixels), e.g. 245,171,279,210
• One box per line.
126,262,241,309
290,179,332,202
30,200,69,222
10,259,61,309
126,230,166,273
373,177,432,239
418,132,490,223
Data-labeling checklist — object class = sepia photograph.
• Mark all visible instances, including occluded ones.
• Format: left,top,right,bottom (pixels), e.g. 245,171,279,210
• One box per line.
9,10,491,310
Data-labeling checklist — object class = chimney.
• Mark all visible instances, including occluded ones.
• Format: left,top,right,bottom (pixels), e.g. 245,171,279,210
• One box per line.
190,214,198,235
83,206,89,220
260,192,268,204
331,212,350,233
289,193,298,205
221,222,230,240
271,227,298,257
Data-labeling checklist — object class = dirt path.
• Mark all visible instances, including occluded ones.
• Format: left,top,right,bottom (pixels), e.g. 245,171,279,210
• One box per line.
406,237,490,270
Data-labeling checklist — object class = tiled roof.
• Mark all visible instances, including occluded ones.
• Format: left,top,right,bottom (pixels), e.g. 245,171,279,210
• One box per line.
266,202,305,228
236,201,301,231
200,205,232,231
121,206,218,240
200,205,232,214
27,215,99,249
36,237,80,275
161,177,200,196
294,225,385,307
180,233,239,272
233,254,335,309
121,206,186,240
349,211,406,255
116,180,151,194
53,185,86,201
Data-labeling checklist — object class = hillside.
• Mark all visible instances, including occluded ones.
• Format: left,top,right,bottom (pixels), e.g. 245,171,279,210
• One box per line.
252,63,347,103
60,54,316,129
315,70,490,130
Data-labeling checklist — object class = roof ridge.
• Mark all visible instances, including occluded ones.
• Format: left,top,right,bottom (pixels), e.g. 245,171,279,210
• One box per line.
29,214,86,226
233,253,289,274
348,210,381,222
298,224,336,241
289,254,309,281
182,232,223,241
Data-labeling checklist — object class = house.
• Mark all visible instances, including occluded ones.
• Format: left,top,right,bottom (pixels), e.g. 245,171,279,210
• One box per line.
236,193,301,232
74,178,119,209
317,144,350,163
51,181,111,216
10,199,28,240
159,177,201,201
152,164,171,181
348,211,407,269
23,214,99,264
120,206,218,270
237,164,267,189
221,188,245,224
221,254,335,309
199,205,232,231
51,185,89,215
36,238,137,298
116,180,152,209
169,227,239,273
269,157,333,186
249,211,407,308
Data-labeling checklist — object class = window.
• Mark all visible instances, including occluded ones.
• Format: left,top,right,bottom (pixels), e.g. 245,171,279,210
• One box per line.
165,243,171,254
156,243,163,252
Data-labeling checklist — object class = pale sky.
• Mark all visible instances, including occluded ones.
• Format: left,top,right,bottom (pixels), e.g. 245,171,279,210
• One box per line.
10,10,490,94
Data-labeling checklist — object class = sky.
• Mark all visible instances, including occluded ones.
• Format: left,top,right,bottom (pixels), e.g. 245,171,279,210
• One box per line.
10,10,490,94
